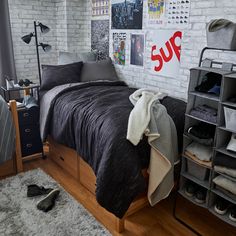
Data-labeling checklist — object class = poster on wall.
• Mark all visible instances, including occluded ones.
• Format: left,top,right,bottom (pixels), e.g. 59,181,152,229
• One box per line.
166,0,190,27
92,0,109,16
111,0,143,29
91,20,109,60
150,30,182,78
113,32,126,65
130,34,145,66
148,0,166,26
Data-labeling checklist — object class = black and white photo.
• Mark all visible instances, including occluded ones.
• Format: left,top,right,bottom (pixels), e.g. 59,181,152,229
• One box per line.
91,20,110,60
111,0,143,29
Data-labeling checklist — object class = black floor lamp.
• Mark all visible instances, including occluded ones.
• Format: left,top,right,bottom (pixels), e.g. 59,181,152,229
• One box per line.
21,21,51,85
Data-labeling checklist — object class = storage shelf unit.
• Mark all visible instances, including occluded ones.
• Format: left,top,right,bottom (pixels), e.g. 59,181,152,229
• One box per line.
181,170,210,189
185,113,218,126
179,188,209,209
179,62,236,228
189,91,220,102
216,147,236,159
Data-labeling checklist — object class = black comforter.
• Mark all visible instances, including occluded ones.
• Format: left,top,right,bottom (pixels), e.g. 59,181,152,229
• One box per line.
43,81,186,218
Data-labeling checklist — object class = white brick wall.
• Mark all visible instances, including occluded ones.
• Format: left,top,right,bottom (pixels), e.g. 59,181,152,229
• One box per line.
8,0,90,84
8,0,59,83
8,0,236,99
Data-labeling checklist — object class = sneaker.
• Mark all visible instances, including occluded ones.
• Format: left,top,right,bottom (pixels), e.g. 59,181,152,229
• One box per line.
194,189,207,204
184,182,196,197
36,189,60,212
229,207,236,222
27,184,53,197
214,199,229,215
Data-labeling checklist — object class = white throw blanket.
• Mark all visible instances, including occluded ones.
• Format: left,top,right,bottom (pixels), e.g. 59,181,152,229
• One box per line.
127,89,167,145
127,89,178,206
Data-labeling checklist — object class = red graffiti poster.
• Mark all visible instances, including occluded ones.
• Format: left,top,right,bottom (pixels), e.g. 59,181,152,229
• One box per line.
150,30,182,78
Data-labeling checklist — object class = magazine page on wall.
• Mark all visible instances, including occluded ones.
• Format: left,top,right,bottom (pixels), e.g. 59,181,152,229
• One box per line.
130,34,145,67
113,32,127,65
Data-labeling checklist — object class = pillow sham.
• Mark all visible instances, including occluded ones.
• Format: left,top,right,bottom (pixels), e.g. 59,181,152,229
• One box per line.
41,61,83,90
80,57,119,82
58,51,97,65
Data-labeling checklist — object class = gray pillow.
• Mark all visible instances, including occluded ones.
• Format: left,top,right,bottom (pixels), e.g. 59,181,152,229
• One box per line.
58,51,97,65
41,61,83,90
80,58,119,82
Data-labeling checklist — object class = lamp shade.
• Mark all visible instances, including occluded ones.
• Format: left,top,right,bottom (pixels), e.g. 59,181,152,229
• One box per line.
21,33,34,44
38,23,50,34
40,43,52,52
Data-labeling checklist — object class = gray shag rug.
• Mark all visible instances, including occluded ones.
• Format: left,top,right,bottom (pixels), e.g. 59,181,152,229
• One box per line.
0,169,111,236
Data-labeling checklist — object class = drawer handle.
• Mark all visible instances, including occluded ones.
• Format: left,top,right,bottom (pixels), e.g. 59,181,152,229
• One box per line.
25,128,31,133
23,112,29,117
59,156,64,161
26,144,32,148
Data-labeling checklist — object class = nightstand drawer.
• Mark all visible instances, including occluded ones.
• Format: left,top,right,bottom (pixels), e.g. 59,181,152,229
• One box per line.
19,124,41,141
21,139,43,157
18,107,39,125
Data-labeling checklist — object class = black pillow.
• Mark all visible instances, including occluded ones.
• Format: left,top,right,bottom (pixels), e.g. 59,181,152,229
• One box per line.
80,57,118,82
41,61,83,90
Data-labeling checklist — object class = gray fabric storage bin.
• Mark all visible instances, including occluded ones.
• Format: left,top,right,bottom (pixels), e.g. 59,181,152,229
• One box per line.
187,159,209,181
207,19,236,50
224,106,236,132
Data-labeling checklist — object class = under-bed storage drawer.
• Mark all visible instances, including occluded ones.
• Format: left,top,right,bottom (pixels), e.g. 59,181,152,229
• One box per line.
49,137,78,179
79,157,96,195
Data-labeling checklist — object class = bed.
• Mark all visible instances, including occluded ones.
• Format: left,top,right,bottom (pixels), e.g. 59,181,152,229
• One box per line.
39,78,186,232
32,56,186,232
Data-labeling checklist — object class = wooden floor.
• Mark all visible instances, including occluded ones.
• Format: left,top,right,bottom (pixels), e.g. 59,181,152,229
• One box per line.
10,157,236,236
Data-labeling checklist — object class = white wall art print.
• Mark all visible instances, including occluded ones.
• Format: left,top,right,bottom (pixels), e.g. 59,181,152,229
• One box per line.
150,30,182,78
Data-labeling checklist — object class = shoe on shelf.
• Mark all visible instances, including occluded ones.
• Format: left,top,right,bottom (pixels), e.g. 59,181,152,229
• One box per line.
184,182,197,197
214,198,229,215
37,189,60,212
194,188,207,204
229,206,236,222
27,184,53,197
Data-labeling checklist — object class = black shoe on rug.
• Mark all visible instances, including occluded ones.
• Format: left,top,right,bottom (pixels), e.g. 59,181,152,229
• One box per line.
194,189,207,204
229,206,236,222
27,184,53,197
37,189,60,212
184,182,196,197
214,198,229,215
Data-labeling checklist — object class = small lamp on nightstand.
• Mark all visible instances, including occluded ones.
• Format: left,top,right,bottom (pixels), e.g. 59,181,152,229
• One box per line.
21,21,51,85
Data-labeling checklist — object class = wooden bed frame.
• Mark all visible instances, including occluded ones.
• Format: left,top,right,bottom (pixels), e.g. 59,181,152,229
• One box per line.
48,136,149,233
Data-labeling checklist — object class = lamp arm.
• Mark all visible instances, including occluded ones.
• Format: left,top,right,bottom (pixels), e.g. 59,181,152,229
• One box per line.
34,21,42,85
